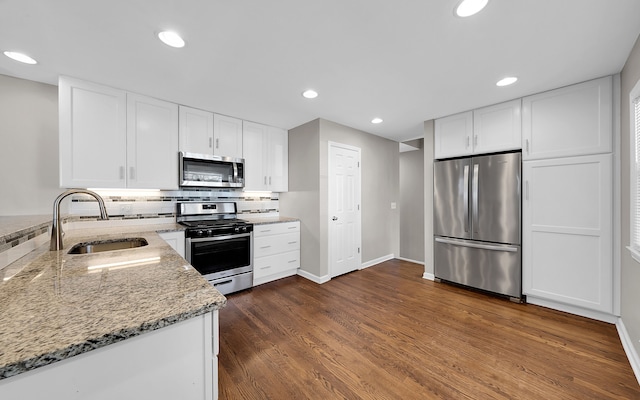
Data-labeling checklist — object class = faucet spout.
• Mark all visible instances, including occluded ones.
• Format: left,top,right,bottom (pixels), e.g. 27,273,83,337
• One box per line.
50,189,109,251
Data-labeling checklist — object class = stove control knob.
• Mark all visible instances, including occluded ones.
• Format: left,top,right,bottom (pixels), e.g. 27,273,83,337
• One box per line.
206,229,213,236
196,230,206,237
234,226,240,233
241,226,248,232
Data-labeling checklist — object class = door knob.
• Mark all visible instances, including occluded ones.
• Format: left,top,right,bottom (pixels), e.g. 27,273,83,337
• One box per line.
332,216,338,221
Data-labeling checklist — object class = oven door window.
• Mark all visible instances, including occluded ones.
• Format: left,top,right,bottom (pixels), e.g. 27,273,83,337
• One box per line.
189,235,250,275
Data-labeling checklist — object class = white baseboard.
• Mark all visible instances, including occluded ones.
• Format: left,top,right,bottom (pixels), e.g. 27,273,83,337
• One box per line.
296,268,331,284
616,319,640,386
422,272,435,281
361,254,394,269
526,296,618,324
396,257,424,265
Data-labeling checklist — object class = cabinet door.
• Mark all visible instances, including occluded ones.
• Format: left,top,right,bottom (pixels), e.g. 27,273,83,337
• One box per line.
522,76,612,160
127,94,179,189
59,76,127,188
158,231,186,258
213,114,243,158
434,111,473,159
522,154,612,313
242,121,268,191
473,99,522,154
179,106,214,154
267,126,288,192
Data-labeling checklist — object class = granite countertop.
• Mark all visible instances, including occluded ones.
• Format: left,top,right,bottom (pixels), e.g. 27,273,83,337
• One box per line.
240,215,299,225
0,215,51,252
0,224,225,380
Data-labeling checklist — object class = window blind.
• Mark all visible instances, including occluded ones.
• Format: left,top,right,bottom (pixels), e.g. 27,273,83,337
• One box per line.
633,96,640,251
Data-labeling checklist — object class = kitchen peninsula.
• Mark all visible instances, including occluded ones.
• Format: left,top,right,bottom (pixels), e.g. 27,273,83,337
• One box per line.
0,219,225,399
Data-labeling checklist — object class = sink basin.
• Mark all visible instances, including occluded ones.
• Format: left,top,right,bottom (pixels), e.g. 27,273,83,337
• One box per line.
67,238,149,254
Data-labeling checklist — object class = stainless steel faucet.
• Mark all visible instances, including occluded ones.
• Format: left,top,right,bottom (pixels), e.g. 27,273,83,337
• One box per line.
50,189,109,251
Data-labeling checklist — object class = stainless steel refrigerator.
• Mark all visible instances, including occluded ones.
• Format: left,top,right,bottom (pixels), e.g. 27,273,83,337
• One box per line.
433,151,522,300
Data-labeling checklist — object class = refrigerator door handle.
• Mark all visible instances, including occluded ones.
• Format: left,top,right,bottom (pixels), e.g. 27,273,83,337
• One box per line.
463,164,469,232
435,237,519,253
472,164,479,233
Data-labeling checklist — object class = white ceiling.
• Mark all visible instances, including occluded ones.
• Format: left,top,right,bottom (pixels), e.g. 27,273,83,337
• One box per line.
1,0,640,143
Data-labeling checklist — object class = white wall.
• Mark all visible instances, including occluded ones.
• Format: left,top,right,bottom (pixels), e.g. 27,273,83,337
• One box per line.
0,74,60,216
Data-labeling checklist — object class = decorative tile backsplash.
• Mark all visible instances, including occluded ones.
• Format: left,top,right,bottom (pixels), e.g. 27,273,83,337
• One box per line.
69,189,279,219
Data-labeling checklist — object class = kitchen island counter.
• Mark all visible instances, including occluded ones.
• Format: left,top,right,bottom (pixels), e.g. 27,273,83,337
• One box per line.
0,224,225,381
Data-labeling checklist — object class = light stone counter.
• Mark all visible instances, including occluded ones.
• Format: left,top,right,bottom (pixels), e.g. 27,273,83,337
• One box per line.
240,215,299,225
0,224,225,380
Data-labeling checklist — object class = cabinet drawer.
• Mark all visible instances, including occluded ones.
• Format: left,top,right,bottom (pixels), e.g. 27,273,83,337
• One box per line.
254,250,300,279
253,221,300,237
254,232,300,258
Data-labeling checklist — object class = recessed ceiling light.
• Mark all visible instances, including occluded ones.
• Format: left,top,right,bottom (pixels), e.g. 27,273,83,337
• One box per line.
302,89,318,99
158,31,185,48
496,77,518,87
371,118,383,124
3,51,37,64
455,0,489,17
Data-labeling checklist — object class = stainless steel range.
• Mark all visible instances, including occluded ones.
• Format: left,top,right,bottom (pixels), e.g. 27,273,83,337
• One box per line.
177,202,253,295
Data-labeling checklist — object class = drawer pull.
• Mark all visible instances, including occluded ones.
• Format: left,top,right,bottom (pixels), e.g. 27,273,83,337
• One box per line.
288,226,297,229
287,241,298,245
260,245,271,249
288,260,298,263
260,266,272,270
260,229,272,233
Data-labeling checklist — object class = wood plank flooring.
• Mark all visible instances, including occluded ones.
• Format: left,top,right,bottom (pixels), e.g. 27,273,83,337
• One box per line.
218,259,640,399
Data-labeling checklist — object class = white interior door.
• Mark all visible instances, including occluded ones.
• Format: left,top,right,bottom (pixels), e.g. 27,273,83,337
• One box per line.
329,142,361,278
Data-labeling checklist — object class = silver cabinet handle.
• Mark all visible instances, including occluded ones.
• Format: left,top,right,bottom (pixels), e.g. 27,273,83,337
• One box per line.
129,166,136,180
526,139,530,154
119,166,125,180
288,241,298,245
288,259,298,263
216,138,219,149
466,136,470,148
474,135,478,147
525,180,529,201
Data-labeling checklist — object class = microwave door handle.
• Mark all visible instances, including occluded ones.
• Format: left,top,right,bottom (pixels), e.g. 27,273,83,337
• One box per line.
233,162,238,183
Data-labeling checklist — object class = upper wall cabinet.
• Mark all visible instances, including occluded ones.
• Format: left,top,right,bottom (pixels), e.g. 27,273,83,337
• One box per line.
214,114,243,159
522,76,612,160
59,76,127,188
434,111,473,159
59,77,179,189
473,99,522,154
126,93,179,189
178,106,243,159
243,122,288,192
434,99,522,159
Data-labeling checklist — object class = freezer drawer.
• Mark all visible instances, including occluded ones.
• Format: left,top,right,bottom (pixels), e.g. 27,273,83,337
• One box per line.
434,237,522,298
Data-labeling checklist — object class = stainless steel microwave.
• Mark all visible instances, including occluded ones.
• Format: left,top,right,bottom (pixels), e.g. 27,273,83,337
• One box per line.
179,152,245,188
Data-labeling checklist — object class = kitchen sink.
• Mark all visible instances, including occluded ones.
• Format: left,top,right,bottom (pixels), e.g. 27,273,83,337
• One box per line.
67,238,149,254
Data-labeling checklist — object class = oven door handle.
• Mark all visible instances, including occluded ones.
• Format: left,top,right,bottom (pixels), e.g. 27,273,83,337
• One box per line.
186,232,252,243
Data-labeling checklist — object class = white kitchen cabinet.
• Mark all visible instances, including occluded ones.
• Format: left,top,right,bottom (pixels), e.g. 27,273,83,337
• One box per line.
59,76,127,188
60,77,179,190
243,122,288,192
434,100,521,159
522,154,613,313
253,221,300,286
522,76,612,160
434,111,473,159
127,93,179,189
158,230,186,258
472,99,522,154
213,114,243,159
179,106,214,154
0,311,219,400
179,107,243,159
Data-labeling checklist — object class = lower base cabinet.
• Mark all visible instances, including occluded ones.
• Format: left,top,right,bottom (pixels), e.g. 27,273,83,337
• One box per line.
0,311,219,400
253,221,300,286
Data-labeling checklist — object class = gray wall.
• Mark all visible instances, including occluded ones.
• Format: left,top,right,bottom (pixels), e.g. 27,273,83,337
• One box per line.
279,119,322,278
399,146,424,262
424,120,435,276
281,118,400,279
620,34,640,362
0,74,60,215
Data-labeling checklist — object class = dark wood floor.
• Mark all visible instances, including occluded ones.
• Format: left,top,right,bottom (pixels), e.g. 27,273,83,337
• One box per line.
218,259,640,399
